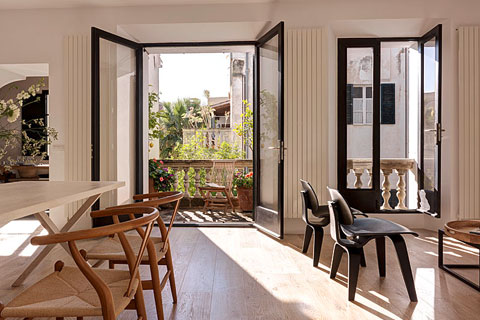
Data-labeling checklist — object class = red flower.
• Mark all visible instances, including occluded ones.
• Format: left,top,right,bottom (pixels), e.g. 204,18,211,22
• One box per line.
160,177,164,182
246,172,253,178
160,160,164,164
153,159,157,162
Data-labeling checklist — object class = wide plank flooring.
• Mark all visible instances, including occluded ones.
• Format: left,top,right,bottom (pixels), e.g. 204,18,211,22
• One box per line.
0,221,479,319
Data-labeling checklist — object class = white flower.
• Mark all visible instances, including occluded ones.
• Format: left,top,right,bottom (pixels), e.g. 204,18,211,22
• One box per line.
16,91,25,100
7,107,20,123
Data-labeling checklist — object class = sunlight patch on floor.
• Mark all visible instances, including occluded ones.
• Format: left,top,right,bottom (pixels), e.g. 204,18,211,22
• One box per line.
412,267,435,319
0,220,42,256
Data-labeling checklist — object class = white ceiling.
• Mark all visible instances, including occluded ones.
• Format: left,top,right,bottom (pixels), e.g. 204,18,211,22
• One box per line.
120,21,271,43
0,0,272,10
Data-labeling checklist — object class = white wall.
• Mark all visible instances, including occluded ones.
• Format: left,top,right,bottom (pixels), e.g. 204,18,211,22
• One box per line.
1,0,479,231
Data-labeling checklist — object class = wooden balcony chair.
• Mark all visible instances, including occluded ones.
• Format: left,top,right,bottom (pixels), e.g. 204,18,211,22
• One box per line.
199,160,236,214
81,191,183,320
327,187,418,302
0,206,159,320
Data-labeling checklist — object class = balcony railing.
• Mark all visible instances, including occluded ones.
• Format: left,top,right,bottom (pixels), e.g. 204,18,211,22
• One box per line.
160,160,253,204
347,158,417,210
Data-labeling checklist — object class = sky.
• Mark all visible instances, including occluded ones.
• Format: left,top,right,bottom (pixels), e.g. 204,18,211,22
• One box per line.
158,53,230,105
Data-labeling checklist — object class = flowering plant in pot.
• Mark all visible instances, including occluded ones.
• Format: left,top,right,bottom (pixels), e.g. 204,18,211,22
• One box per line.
233,170,253,211
148,159,174,192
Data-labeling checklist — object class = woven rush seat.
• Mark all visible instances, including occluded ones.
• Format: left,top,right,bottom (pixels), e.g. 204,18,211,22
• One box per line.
84,234,168,262
2,266,138,318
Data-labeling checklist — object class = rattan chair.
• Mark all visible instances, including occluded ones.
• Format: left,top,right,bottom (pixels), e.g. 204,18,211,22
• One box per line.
199,160,236,214
0,207,159,320
82,191,183,320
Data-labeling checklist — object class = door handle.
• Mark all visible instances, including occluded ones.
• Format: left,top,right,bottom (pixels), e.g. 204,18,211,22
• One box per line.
267,141,287,163
425,124,444,144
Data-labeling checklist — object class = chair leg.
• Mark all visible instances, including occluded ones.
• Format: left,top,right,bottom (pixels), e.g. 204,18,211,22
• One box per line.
330,243,344,279
165,245,178,304
302,225,313,253
149,255,165,320
389,235,418,302
375,237,386,277
313,227,324,267
134,281,148,320
360,248,367,267
226,190,235,213
347,248,362,301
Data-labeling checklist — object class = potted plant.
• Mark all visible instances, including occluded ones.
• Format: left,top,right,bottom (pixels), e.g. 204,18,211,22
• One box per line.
149,159,174,193
233,170,253,212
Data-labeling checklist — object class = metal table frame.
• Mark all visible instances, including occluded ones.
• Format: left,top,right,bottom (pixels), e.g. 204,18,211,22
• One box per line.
438,229,480,291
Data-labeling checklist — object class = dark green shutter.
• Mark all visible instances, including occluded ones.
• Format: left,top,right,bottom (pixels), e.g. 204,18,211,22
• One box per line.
381,83,395,124
346,84,353,124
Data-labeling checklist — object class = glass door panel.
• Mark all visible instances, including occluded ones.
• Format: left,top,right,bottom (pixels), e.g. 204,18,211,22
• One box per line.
91,27,142,225
98,38,137,209
419,25,442,216
254,22,284,238
346,48,374,190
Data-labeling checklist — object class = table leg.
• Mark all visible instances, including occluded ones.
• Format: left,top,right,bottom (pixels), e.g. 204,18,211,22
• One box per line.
11,193,101,287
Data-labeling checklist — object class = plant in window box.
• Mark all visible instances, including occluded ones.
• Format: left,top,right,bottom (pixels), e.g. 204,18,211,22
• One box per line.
0,79,58,179
233,170,253,212
149,159,174,193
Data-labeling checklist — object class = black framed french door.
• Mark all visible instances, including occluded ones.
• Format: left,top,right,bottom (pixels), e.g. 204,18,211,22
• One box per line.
337,25,442,216
91,27,143,216
337,38,381,212
419,25,442,217
253,22,285,238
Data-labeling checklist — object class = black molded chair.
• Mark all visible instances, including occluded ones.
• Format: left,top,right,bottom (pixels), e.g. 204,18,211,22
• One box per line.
327,187,418,302
300,180,329,267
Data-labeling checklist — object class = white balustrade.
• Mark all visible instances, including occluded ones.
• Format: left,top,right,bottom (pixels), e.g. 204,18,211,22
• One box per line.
347,159,416,210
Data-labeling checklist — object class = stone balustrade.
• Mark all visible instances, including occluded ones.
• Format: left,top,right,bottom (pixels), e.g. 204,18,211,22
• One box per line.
347,158,417,210
159,159,253,200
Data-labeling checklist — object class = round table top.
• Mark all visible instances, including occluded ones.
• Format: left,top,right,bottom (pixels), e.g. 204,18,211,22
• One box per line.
445,220,480,245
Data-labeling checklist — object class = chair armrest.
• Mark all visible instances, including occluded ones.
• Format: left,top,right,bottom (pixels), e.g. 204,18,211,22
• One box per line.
351,207,368,218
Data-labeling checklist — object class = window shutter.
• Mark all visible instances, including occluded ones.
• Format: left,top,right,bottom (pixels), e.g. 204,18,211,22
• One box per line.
380,83,395,124
346,84,353,124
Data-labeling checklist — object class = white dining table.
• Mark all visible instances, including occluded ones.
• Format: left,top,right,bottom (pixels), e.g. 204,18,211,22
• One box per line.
0,180,125,287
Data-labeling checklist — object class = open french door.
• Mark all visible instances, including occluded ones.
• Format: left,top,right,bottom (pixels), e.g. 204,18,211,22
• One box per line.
253,22,285,238
418,25,442,217
91,27,143,223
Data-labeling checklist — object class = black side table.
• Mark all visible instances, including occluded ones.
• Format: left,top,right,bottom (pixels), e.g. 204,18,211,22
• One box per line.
438,229,480,291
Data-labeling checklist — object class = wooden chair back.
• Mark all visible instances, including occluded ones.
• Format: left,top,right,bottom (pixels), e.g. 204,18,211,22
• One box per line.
209,160,236,189
112,191,184,251
31,207,159,316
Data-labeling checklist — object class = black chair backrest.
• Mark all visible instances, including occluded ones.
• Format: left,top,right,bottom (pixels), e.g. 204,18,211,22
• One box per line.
327,187,354,225
300,179,320,212
327,201,342,244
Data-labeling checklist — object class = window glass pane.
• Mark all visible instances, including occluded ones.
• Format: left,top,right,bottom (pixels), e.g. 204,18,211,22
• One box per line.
352,86,363,98
366,86,372,98
346,48,373,189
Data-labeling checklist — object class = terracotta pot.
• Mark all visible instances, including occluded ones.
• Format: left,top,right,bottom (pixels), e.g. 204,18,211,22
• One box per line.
16,165,38,178
236,187,253,212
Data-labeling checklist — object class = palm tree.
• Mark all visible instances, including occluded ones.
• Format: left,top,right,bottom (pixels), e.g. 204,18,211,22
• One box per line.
157,98,202,158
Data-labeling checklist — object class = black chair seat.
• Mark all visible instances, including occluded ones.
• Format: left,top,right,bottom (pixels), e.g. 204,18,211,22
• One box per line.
341,218,419,238
309,205,329,226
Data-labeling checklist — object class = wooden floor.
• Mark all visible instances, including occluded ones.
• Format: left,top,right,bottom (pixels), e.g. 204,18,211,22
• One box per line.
1,221,479,319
